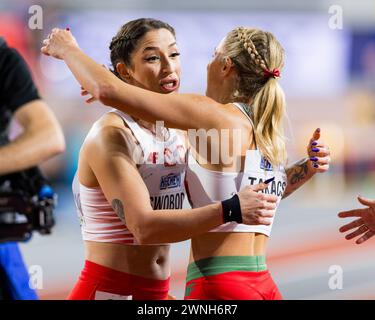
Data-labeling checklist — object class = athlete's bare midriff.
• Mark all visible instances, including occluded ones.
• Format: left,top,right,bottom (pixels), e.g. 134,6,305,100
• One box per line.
189,232,269,263
84,241,171,280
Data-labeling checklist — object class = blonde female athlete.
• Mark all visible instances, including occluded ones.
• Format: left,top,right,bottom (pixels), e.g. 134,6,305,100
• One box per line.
41,19,277,300
42,26,331,299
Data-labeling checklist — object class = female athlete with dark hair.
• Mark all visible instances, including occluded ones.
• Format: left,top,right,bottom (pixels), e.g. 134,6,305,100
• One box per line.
42,25,331,300
42,20,277,300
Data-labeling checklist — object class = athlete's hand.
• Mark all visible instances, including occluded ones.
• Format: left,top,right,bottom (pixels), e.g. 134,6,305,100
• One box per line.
307,128,331,173
167,293,176,300
81,86,97,103
237,183,278,226
41,28,79,60
338,196,375,244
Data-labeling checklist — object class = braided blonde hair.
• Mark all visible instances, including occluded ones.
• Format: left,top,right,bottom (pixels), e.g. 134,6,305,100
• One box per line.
223,27,286,168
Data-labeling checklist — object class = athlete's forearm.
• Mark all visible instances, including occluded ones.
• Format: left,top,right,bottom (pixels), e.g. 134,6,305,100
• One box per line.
60,47,110,102
282,157,315,199
61,47,225,131
130,203,223,245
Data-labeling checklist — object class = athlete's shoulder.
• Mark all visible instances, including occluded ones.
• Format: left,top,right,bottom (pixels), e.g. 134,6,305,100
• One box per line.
82,113,138,159
215,102,252,131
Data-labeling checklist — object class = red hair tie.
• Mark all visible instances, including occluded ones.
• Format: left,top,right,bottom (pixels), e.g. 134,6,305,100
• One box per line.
264,68,280,79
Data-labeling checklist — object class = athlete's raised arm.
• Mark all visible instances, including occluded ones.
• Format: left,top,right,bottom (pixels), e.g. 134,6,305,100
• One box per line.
41,28,239,131
84,122,277,245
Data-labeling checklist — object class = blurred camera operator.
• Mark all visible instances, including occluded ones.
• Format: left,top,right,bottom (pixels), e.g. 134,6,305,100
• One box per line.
0,37,65,300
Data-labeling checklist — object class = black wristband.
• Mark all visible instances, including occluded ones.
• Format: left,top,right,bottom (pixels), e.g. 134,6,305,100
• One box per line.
221,194,242,223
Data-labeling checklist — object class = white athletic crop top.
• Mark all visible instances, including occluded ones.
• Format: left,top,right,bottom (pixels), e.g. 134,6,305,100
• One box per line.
185,103,287,236
72,110,187,245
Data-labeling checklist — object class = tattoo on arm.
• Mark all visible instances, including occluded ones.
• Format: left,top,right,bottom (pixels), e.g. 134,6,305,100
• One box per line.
112,199,126,224
287,158,309,185
283,158,311,198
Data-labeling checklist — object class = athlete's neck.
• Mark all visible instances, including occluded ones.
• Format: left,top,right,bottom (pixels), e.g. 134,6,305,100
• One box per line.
206,82,253,105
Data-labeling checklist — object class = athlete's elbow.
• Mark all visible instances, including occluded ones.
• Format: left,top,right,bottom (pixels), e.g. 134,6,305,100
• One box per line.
138,234,168,245
134,221,164,245
127,218,152,245
96,81,117,105
140,228,173,245
131,226,147,244
134,227,158,245
136,234,153,245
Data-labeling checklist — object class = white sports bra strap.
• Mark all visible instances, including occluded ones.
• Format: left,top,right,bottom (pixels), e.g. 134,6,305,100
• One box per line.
232,103,255,128
232,102,257,149
110,109,150,146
